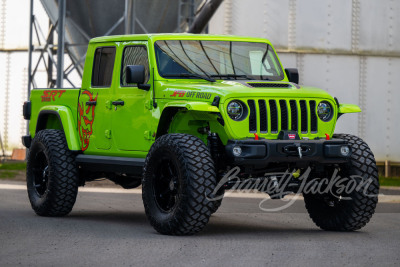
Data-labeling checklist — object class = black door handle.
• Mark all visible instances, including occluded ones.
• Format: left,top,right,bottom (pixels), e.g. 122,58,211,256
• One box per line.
86,101,97,106
112,101,124,106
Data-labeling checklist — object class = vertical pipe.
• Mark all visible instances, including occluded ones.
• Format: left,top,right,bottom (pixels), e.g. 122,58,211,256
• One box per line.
190,0,195,26
56,0,66,88
132,0,136,34
27,0,34,94
385,160,391,178
3,53,10,151
47,19,54,87
177,0,182,32
124,0,129,34
26,0,34,149
125,0,135,34
21,68,28,139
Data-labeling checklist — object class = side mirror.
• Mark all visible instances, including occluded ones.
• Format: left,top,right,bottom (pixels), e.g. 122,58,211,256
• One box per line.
126,65,150,90
285,68,299,84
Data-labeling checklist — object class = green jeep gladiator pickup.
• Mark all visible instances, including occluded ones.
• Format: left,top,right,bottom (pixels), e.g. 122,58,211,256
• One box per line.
22,34,379,235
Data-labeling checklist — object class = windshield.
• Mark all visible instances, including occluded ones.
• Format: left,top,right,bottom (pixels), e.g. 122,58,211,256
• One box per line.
154,40,284,81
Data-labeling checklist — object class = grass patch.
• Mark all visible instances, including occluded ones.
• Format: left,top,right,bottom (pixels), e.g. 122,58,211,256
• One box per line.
0,170,19,179
0,161,26,180
0,161,27,170
380,176,400,187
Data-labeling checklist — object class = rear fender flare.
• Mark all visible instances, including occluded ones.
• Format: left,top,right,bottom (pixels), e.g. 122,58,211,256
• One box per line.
35,106,81,151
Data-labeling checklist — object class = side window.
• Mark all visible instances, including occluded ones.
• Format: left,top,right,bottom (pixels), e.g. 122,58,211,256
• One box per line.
121,46,149,86
92,47,116,87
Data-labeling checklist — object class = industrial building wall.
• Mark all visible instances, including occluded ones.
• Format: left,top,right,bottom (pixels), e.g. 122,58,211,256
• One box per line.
0,1,80,153
0,0,37,153
209,0,400,161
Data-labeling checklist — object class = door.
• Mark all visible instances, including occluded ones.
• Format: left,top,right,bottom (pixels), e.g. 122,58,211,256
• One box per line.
79,46,116,152
112,44,154,151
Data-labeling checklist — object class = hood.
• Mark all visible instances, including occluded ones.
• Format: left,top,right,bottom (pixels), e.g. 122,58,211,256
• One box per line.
156,80,334,104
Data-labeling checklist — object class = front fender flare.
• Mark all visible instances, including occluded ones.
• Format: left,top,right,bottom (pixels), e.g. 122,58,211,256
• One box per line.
164,101,220,113
156,101,220,139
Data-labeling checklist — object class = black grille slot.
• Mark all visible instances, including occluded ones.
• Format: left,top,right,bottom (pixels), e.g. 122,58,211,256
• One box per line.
247,83,292,88
300,100,308,133
269,100,278,133
310,100,318,132
258,100,268,132
289,100,298,131
248,100,257,132
279,100,288,130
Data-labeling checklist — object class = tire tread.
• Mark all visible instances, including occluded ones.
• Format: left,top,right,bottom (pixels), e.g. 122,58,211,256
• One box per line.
304,134,379,231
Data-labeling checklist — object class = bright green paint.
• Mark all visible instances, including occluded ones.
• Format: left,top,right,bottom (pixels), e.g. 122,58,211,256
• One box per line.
28,34,358,157
29,89,80,150
338,104,361,114
35,105,81,151
165,101,220,112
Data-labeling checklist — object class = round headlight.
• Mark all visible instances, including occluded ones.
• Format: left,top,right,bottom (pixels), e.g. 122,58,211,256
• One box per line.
317,101,333,121
227,100,247,121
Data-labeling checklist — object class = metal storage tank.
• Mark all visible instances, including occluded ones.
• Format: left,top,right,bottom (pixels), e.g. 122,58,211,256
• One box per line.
209,0,400,167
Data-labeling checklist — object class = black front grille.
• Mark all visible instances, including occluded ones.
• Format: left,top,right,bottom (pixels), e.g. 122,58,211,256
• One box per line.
247,83,292,88
289,100,298,131
310,100,317,132
245,99,319,135
279,100,288,131
248,100,257,132
300,100,308,133
258,100,267,132
269,100,278,133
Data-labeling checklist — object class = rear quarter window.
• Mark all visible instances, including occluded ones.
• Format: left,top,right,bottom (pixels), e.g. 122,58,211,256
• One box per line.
92,47,116,87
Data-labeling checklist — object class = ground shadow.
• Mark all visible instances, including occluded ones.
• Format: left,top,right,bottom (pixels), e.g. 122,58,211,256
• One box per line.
59,210,366,238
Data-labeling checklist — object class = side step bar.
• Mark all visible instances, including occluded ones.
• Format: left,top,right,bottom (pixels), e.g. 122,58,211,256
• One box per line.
76,155,145,176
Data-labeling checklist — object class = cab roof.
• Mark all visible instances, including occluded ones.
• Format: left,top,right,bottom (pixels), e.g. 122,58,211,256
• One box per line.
89,33,271,44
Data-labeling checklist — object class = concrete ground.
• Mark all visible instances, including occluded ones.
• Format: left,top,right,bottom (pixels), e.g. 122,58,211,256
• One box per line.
0,180,399,266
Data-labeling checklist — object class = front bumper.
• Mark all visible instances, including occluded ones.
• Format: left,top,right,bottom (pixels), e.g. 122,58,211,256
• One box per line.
225,138,351,167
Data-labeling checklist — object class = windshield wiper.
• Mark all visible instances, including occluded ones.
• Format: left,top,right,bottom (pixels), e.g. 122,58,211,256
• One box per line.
163,73,216,82
210,74,252,80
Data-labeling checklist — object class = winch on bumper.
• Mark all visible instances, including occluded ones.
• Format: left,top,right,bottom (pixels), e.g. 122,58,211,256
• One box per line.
225,136,351,167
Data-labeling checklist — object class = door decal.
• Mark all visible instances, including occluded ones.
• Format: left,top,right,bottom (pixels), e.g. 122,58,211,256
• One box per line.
78,90,98,151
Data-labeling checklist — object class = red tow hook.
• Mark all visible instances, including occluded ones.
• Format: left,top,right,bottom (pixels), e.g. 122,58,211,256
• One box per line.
254,133,259,140
325,133,330,140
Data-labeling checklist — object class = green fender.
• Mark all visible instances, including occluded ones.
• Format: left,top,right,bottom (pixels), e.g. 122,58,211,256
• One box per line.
164,101,220,113
36,106,81,151
338,104,361,114
161,101,230,144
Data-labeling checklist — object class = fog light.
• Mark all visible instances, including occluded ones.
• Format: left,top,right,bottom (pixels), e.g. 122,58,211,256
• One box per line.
232,146,242,157
340,146,350,156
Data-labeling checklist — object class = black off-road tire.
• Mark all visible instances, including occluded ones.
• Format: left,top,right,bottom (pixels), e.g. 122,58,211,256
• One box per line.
304,134,379,231
27,129,79,216
142,134,217,235
210,191,224,214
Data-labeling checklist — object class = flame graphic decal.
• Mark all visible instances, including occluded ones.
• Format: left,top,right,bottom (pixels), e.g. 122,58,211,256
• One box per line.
78,90,98,151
